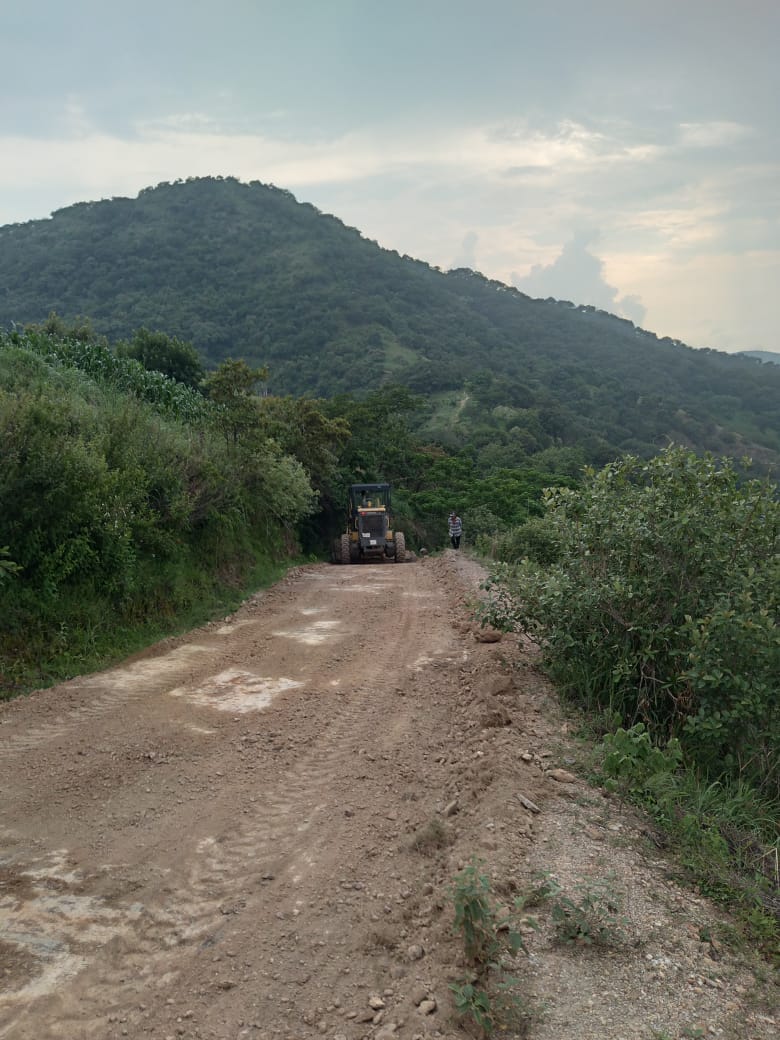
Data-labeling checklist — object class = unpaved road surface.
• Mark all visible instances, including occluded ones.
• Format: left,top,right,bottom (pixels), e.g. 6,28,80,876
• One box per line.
1,554,776,1040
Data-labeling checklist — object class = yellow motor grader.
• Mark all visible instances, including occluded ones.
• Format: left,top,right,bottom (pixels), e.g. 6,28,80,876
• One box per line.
333,483,406,564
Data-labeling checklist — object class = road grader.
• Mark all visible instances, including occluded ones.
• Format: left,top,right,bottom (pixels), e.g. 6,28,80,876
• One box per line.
333,483,406,564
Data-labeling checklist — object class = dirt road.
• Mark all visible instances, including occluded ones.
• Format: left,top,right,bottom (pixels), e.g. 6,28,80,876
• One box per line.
1,555,776,1040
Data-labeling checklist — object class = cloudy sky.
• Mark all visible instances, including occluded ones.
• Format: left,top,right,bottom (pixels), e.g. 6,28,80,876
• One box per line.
2,0,778,353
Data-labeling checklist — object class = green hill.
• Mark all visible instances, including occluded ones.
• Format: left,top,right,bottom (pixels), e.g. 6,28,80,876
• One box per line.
737,350,780,366
1,176,778,469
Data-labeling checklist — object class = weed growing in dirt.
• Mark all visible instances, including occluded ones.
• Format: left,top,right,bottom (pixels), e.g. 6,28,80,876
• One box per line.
410,817,454,854
448,859,533,1037
523,873,626,948
546,875,626,947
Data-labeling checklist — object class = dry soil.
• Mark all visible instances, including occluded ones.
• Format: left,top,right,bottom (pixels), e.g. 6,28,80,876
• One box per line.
0,552,776,1040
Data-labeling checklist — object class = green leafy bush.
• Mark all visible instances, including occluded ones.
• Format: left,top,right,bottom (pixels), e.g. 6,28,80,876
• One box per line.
479,515,562,565
602,723,683,792
482,447,779,795
0,546,20,582
0,334,316,692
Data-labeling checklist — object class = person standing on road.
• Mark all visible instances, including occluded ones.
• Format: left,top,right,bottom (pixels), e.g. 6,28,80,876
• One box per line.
448,511,463,549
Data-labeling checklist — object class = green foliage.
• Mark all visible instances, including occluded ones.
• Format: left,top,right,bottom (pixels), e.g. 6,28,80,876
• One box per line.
204,358,268,447
479,445,780,958
26,310,105,344
482,447,779,796
449,860,531,1037
0,332,316,693
407,455,566,551
325,385,423,486
602,723,684,792
540,875,627,947
519,873,626,948
679,579,779,784
596,730,779,956
477,515,562,565
451,862,509,966
6,327,209,423
116,327,205,389
449,978,527,1039
237,441,316,524
259,395,350,493
0,546,20,582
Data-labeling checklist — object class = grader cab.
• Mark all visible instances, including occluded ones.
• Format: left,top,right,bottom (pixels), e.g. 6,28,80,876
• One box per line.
334,483,406,564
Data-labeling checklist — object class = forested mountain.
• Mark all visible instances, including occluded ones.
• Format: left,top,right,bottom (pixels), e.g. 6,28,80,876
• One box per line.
737,350,780,366
1,175,778,469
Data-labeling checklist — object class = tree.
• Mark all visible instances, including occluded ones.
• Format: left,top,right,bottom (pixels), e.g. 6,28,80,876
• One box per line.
117,328,205,389
25,311,102,344
325,385,424,487
258,396,350,493
204,358,268,447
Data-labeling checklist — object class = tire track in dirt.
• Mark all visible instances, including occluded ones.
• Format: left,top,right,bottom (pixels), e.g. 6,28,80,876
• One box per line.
1,561,457,1038
0,644,228,757
0,568,329,758
55,570,431,1027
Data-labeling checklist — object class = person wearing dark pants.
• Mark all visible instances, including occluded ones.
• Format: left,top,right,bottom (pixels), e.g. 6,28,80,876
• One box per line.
448,511,463,549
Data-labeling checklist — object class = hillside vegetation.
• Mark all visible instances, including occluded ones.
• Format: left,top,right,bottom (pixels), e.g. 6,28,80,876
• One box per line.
480,449,779,950
0,330,323,691
1,176,778,473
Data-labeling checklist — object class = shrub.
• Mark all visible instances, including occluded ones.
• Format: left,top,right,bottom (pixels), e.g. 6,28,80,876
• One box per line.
0,333,316,690
481,447,779,795
481,515,562,565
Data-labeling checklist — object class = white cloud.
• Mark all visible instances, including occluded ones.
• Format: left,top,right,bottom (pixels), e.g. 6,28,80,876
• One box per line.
625,249,780,352
0,114,675,226
510,232,648,326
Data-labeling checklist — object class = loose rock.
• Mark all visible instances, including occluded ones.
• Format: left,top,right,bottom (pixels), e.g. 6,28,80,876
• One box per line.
548,767,577,784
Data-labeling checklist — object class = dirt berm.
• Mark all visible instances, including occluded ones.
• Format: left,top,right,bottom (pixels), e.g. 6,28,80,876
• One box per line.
0,553,775,1040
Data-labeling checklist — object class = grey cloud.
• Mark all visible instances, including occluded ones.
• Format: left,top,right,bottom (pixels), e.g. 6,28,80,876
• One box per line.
511,231,647,326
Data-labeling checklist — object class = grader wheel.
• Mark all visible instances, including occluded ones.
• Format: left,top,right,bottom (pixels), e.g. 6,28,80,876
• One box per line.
394,532,406,563
339,534,352,565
